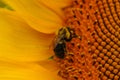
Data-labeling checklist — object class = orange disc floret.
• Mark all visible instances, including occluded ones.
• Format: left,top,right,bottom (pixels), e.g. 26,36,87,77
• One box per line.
54,0,120,80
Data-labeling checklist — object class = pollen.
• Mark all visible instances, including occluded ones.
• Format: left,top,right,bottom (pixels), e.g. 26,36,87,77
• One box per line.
54,0,120,80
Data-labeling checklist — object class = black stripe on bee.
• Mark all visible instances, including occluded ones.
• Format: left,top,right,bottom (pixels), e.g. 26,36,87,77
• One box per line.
54,41,66,59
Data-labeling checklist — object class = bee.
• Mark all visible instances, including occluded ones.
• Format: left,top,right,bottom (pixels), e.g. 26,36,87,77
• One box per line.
53,27,73,58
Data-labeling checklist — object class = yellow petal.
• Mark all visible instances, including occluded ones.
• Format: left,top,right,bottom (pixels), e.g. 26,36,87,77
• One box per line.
3,0,64,33
38,59,61,80
0,9,54,62
38,59,59,71
38,0,71,17
0,61,62,80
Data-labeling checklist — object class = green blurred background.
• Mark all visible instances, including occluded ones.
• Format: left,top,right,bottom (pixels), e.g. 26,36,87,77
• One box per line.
0,0,13,10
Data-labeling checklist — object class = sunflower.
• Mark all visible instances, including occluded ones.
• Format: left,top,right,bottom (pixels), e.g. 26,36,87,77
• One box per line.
0,0,120,80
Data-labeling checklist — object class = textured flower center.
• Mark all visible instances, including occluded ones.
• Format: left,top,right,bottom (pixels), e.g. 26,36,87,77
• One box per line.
54,0,120,80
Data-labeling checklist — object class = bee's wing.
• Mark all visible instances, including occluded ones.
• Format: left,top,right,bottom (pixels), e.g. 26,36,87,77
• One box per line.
49,33,65,50
53,34,65,47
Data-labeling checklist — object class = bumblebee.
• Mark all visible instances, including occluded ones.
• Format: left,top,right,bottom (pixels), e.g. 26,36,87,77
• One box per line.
53,27,73,58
